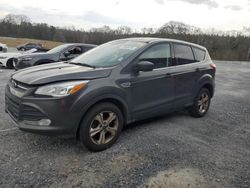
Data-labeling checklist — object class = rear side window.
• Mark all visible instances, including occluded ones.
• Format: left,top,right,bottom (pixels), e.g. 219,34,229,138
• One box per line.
193,47,206,62
139,43,171,69
174,44,195,65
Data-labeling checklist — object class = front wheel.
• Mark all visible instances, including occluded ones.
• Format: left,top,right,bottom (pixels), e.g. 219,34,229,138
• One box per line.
79,102,124,151
188,88,211,118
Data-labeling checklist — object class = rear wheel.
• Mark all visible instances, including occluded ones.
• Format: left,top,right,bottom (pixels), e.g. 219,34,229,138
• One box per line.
188,88,211,118
79,102,124,151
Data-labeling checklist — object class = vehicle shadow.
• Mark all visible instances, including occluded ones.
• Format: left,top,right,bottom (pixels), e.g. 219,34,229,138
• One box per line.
124,109,189,131
9,109,190,154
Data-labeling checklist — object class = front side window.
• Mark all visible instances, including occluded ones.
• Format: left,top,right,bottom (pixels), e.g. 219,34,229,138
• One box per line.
26,43,34,48
72,40,146,67
193,47,206,62
174,44,195,65
67,46,83,55
139,43,171,69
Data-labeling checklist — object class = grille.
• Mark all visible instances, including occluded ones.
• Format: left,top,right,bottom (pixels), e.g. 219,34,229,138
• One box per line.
6,96,20,121
6,97,47,122
22,105,47,121
10,79,29,92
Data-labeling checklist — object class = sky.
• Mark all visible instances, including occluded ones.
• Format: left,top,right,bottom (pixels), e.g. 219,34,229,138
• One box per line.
0,0,249,31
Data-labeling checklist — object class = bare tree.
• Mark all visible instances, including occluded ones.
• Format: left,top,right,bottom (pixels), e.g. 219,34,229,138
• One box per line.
3,14,31,24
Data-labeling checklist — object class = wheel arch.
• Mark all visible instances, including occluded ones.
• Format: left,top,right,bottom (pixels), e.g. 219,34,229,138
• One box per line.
197,74,215,97
75,95,130,139
202,83,214,97
6,58,14,69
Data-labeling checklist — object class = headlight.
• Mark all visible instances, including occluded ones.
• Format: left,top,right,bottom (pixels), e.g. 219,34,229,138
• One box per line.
35,81,89,97
19,57,33,61
0,56,7,59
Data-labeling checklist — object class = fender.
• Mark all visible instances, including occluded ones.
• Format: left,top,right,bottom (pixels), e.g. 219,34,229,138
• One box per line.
34,59,55,66
197,73,215,96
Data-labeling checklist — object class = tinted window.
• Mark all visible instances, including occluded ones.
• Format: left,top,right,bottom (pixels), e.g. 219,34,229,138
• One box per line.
26,43,34,47
174,44,195,65
193,47,206,62
139,43,171,69
67,46,83,55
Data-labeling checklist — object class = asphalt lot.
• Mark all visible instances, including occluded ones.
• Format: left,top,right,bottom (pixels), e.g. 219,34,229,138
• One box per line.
0,61,250,188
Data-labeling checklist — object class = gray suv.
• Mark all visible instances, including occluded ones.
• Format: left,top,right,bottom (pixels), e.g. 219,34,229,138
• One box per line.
5,38,216,151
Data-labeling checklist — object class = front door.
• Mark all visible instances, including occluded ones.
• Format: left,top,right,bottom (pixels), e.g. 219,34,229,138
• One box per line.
129,43,175,120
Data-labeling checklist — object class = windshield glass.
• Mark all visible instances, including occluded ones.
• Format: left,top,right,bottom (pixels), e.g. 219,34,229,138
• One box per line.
71,40,146,67
47,44,68,54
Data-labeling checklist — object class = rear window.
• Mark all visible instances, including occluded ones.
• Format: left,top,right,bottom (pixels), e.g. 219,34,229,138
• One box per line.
193,47,206,62
174,44,195,65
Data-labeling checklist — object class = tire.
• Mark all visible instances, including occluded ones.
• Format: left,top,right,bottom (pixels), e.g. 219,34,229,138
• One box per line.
6,58,14,69
79,102,124,151
188,88,211,118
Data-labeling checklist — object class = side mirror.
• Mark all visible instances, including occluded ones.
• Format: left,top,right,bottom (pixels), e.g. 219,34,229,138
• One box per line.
63,51,70,57
136,61,154,72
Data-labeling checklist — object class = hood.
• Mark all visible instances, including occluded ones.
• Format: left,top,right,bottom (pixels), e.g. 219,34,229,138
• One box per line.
0,52,21,57
12,62,112,85
0,50,36,58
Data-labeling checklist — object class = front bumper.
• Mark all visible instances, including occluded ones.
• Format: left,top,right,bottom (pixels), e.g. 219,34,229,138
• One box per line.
5,84,80,136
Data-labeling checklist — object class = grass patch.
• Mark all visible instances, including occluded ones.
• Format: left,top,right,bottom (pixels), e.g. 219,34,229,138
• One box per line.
0,36,62,49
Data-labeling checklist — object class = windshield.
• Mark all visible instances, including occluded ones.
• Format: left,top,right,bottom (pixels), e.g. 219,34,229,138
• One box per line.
47,44,69,54
71,40,146,67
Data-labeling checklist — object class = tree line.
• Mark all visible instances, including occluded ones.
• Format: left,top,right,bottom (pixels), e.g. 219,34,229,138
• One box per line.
1,14,250,61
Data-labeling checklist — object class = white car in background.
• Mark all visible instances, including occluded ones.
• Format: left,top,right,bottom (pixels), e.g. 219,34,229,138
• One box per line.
0,49,37,69
0,43,8,53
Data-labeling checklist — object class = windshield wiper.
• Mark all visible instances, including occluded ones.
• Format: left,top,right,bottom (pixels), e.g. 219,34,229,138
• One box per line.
68,62,95,68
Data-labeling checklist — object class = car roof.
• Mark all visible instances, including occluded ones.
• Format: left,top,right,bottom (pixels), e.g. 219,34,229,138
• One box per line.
119,37,206,51
64,43,97,48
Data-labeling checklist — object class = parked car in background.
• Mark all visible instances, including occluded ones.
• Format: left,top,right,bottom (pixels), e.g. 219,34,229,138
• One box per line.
0,43,8,52
16,43,48,52
0,49,37,69
5,38,216,151
15,43,97,70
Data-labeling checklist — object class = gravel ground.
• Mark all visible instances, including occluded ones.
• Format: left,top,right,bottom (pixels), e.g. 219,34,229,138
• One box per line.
0,61,250,188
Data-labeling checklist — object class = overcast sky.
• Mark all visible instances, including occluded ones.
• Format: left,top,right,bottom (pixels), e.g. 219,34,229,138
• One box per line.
0,0,249,31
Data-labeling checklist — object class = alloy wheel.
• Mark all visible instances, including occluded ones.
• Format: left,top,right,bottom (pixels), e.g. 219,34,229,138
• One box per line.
89,111,119,145
198,92,209,114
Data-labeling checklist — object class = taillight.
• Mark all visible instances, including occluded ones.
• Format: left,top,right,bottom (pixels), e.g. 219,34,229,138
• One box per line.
210,63,216,70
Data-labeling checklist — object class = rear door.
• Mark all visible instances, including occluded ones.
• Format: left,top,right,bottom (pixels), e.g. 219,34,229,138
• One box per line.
172,43,201,108
129,43,175,120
